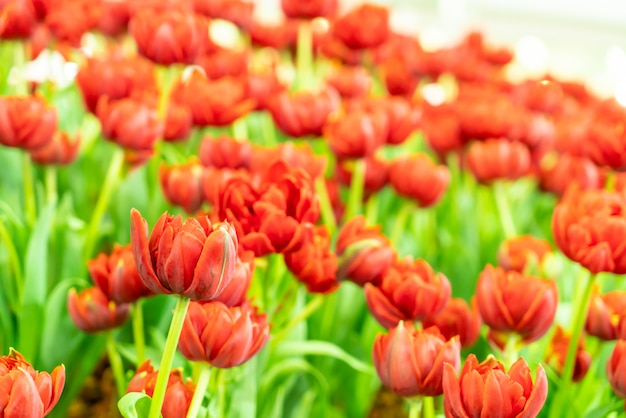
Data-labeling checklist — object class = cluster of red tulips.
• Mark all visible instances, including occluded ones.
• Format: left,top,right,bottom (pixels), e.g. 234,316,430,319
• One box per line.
1,0,626,417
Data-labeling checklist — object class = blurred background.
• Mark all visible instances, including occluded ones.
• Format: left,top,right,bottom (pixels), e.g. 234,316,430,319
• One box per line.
253,0,626,103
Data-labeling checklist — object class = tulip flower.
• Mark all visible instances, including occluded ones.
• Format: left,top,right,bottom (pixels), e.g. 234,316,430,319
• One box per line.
326,65,372,99
335,156,389,198
465,138,531,184
0,95,57,151
538,154,603,197
67,287,130,333
126,360,195,418
249,18,299,50
497,234,552,273
332,4,389,50
423,298,482,348
129,90,193,142
29,131,80,166
608,340,626,400
129,209,238,301
476,265,558,344
421,104,464,157
365,258,451,328
178,301,270,368
0,348,66,417
267,89,340,138
159,161,205,214
129,10,210,65
44,0,101,45
388,153,450,207
456,86,519,140
284,224,339,294
0,0,38,39
281,0,337,19
199,135,252,170
552,186,626,274
443,354,548,418
246,70,287,112
195,48,249,81
585,289,626,341
211,250,254,308
545,325,591,382
336,216,396,287
372,322,461,397
250,142,326,181
587,119,626,171
88,244,153,304
326,109,388,159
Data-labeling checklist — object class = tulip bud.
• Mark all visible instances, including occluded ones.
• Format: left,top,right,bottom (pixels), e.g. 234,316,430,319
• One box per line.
332,4,389,50
29,131,81,166
608,340,626,400
388,153,450,207
423,297,481,348
0,95,57,151
212,250,254,307
67,287,130,333
497,234,552,274
545,325,591,382
465,138,531,183
159,161,205,214
586,289,626,341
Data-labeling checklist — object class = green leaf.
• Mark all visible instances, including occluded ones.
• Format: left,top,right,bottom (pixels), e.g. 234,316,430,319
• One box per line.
18,201,56,361
118,392,158,418
273,340,375,375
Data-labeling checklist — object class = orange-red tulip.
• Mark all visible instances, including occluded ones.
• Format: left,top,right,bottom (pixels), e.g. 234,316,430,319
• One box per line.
159,160,205,214
250,142,326,181
388,153,449,207
585,289,626,341
249,19,298,50
373,322,460,397
178,301,270,368
365,258,451,328
332,4,389,50
88,244,154,304
422,104,464,157
465,139,531,184
199,135,251,170
326,109,388,159
211,250,253,307
195,48,249,81
44,0,101,45
281,0,337,19
497,235,552,273
0,95,57,151
126,360,195,418
29,131,80,166
476,265,557,344
67,287,130,333
0,0,38,39
0,348,65,418
335,156,388,198
538,154,603,197
608,340,626,400
443,354,548,418
545,325,591,383
587,120,626,171
423,297,481,348
129,209,238,301
326,65,372,99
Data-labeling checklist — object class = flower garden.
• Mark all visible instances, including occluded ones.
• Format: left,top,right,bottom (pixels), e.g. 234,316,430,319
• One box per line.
1,0,626,417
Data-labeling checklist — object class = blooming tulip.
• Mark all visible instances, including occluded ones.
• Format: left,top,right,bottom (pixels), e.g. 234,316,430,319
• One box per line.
545,325,591,382
199,135,252,170
281,0,337,19
29,131,80,166
67,287,130,333
476,265,557,344
373,322,460,397
326,109,388,159
423,298,481,348
388,153,450,207
585,289,626,341
443,354,548,418
608,340,626,400
332,4,389,50
159,160,205,214
129,209,238,301
0,0,38,39
178,301,270,368
0,95,57,151
465,139,531,184
497,234,552,273
212,251,254,307
326,66,372,99
0,348,66,417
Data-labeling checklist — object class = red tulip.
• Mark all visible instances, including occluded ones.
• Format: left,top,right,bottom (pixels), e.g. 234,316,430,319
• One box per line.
267,88,340,138
0,348,65,418
178,301,270,368
284,224,338,294
332,4,389,50
497,234,552,273
281,0,337,19
538,154,603,197
0,95,57,151
195,48,249,81
373,322,461,397
476,265,557,344
336,216,395,287
465,139,531,184
96,97,163,151
249,18,299,50
585,289,626,341
422,104,464,157
0,0,38,39
335,156,388,198
44,0,101,45
250,142,326,181
129,209,238,301
159,160,205,214
199,135,252,170
545,325,591,383
456,85,519,140
380,57,419,97
443,354,548,418
130,90,193,142
587,120,626,171
130,10,210,65
326,65,372,99
212,250,254,307
88,244,154,304
365,258,451,329
423,297,481,348
67,287,130,333
126,360,195,418
552,186,626,274
326,109,388,159
608,340,626,399
245,69,287,111
96,0,130,37
388,153,450,207
29,131,80,166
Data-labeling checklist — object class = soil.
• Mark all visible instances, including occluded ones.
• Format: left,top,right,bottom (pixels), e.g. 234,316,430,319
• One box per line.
367,386,408,418
68,357,121,418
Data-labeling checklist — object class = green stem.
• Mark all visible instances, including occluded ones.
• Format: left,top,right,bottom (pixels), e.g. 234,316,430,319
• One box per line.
216,369,226,417
408,397,423,418
82,146,125,263
365,194,379,227
271,293,325,347
503,333,520,369
132,300,146,365
314,176,337,236
231,115,248,139
186,363,212,418
148,296,191,418
492,181,516,239
22,153,36,226
262,112,278,146
0,218,23,304
106,332,126,398
345,158,366,221
12,41,28,95
295,20,313,91
156,65,179,121
422,396,435,418
44,165,57,204
390,201,415,248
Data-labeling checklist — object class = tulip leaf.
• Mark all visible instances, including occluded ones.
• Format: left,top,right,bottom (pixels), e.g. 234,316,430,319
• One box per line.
118,392,158,418
260,357,329,394
18,201,56,361
274,340,375,375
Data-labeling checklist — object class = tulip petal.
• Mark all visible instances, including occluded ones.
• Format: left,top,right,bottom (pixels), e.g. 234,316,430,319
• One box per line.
443,362,470,418
365,284,406,329
5,368,45,418
130,209,165,293
516,364,548,418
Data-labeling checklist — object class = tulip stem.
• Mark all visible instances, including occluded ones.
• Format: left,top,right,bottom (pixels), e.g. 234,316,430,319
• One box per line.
148,296,191,418
156,65,180,121
44,165,57,205
390,201,414,248
186,363,212,418
83,146,125,263
503,333,520,369
296,20,313,91
365,194,379,226
345,158,366,221
492,181,516,239
262,112,278,146
271,293,325,347
0,218,23,305
106,331,126,398
22,153,37,226
232,115,248,139
408,397,422,418
315,176,337,236
132,300,146,365
422,396,435,418
12,40,28,95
